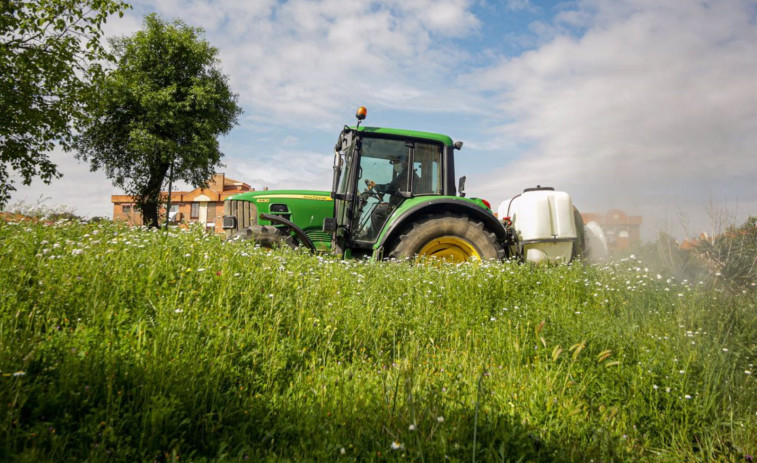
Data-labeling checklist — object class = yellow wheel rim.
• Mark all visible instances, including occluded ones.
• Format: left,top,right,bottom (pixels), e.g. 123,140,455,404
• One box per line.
418,236,480,262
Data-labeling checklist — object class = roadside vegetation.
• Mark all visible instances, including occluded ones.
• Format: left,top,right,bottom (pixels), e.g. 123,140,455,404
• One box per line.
0,218,754,461
640,216,757,296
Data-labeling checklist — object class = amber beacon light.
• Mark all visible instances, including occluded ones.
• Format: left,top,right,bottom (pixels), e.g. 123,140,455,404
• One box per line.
355,106,367,120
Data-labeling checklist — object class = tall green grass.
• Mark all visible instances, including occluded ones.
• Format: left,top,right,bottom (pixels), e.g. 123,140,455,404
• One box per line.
0,219,755,461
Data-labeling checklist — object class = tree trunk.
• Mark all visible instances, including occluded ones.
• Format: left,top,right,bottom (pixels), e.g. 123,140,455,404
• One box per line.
139,163,169,228
140,198,161,228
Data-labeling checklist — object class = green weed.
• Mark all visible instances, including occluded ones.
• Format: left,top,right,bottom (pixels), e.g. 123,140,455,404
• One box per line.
0,219,754,461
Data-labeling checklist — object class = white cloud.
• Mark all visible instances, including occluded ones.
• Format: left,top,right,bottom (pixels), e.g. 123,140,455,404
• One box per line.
8,0,755,241
122,0,480,124
225,151,333,193
8,148,119,218
467,0,757,238
505,0,541,13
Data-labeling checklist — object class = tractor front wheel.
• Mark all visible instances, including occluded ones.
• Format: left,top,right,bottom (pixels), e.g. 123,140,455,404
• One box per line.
387,214,504,262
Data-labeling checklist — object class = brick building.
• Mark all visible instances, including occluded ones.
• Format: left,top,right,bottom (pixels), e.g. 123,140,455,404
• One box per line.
581,209,642,252
112,174,251,233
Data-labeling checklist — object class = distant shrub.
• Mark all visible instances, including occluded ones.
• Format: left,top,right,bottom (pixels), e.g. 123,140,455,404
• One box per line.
3,198,84,222
690,216,757,293
642,216,756,293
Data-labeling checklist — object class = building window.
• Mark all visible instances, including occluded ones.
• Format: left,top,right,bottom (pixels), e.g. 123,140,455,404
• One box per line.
122,205,131,214
206,203,216,223
190,203,199,219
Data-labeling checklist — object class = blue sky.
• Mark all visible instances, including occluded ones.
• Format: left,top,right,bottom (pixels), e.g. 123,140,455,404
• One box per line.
9,0,757,240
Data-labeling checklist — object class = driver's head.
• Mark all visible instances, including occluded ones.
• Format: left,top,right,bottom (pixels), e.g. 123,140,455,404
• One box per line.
393,153,408,174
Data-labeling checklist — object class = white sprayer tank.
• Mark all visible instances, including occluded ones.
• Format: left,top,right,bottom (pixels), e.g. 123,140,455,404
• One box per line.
498,187,578,264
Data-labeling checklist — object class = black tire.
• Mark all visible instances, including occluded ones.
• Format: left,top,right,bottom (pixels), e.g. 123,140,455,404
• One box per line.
246,225,297,249
387,213,505,262
572,206,586,261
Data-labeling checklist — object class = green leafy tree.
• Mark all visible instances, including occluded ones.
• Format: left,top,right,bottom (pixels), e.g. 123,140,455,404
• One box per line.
75,13,242,227
0,0,129,207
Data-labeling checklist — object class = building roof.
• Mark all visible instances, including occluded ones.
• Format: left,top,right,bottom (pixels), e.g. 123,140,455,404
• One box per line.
112,173,251,204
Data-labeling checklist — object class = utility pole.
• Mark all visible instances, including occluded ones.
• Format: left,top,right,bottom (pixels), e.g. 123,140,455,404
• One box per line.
164,159,174,229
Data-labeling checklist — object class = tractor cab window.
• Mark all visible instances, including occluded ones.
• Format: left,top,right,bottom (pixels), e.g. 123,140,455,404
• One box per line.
335,131,356,197
359,138,407,193
351,137,442,242
412,143,442,195
351,137,408,242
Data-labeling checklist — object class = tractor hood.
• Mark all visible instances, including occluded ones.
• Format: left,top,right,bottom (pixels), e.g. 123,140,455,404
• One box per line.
224,189,334,251
227,189,332,203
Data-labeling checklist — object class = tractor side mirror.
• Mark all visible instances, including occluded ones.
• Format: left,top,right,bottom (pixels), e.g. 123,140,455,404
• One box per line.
458,176,466,197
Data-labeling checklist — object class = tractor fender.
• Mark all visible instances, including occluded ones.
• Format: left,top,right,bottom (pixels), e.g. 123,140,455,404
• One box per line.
374,198,508,257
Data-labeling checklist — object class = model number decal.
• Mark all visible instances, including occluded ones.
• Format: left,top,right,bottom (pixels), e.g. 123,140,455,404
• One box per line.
255,195,332,202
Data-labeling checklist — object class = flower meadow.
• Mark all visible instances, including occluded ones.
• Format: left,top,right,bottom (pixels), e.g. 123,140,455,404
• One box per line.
0,219,755,462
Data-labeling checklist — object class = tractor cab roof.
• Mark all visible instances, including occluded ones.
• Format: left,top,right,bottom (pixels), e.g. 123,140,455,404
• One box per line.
349,126,454,147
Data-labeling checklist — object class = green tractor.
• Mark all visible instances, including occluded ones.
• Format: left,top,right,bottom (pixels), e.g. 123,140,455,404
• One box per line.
223,107,587,263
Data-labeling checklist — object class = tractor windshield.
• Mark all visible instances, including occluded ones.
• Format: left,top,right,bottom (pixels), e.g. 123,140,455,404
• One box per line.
352,137,443,242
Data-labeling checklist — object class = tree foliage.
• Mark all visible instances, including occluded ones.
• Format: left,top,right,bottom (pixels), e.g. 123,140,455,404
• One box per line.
0,0,129,207
75,13,242,227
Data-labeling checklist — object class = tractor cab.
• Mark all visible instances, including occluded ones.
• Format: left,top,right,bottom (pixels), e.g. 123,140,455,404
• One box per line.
328,108,460,257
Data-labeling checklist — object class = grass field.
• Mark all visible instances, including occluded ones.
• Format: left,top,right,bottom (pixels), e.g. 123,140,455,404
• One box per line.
0,218,755,461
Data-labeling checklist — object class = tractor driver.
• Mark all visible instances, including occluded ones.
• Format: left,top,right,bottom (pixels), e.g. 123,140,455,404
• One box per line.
375,153,419,206
356,153,419,240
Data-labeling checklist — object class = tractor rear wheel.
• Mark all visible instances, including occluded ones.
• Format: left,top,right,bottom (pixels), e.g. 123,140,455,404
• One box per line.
387,214,504,262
